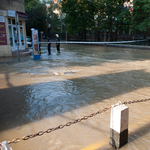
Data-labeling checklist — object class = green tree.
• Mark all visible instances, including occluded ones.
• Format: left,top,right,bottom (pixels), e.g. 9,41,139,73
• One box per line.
116,5,131,40
61,0,98,41
46,1,60,32
96,0,131,41
25,0,47,36
132,0,150,34
24,0,39,7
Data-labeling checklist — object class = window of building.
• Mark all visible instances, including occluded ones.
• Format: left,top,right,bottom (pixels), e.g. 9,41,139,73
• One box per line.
8,18,11,24
8,18,25,50
19,21,22,25
13,27,17,46
9,26,13,46
20,27,24,45
12,19,15,25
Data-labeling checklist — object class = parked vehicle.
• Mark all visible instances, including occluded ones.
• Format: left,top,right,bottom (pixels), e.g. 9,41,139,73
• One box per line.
27,41,32,47
26,36,32,47
26,36,31,42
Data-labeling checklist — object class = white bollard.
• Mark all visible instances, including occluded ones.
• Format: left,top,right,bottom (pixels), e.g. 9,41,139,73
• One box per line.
109,104,129,149
0,141,12,150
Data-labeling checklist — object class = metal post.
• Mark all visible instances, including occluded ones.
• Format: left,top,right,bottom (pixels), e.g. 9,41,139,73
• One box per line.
15,12,20,61
109,104,129,149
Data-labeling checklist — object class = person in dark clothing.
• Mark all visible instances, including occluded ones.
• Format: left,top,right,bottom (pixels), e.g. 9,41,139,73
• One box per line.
47,36,51,55
55,34,60,53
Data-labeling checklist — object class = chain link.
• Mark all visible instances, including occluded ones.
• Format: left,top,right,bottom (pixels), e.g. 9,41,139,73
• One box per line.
7,98,150,144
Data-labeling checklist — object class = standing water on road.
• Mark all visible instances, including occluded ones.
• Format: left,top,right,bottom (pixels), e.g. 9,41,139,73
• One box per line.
0,44,150,150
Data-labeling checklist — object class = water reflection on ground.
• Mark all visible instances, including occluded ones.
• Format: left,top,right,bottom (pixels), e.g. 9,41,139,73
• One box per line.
0,44,150,150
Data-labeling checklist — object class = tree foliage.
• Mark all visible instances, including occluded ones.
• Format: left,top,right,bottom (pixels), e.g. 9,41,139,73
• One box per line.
25,0,150,40
61,0,132,41
25,0,62,36
24,0,40,8
90,0,131,40
132,0,150,33
25,0,47,36
61,0,98,40
46,1,60,32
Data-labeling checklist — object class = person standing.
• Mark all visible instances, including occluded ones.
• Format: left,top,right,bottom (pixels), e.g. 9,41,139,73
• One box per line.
47,36,51,55
55,34,60,53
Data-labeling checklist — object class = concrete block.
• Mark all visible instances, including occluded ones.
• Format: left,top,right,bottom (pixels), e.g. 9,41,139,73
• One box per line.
109,104,129,149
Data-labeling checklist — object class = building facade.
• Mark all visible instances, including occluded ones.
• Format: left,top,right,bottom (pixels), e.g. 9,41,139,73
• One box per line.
0,0,28,57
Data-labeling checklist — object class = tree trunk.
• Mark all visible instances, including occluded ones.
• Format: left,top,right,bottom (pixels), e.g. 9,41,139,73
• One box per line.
115,29,118,41
110,31,113,41
84,28,86,41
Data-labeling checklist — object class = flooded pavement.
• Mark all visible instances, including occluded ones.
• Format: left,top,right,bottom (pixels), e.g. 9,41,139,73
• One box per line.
0,44,150,150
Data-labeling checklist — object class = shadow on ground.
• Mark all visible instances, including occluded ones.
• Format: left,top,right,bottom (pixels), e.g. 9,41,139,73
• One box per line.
0,69,150,132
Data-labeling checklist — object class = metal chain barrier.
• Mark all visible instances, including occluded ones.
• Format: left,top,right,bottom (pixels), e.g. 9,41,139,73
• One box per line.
7,98,150,144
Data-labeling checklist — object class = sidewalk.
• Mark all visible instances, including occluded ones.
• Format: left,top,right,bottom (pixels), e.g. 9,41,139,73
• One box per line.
0,57,31,64
0,48,33,64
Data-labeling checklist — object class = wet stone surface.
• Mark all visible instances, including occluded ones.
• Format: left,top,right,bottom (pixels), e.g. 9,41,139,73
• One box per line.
0,44,150,150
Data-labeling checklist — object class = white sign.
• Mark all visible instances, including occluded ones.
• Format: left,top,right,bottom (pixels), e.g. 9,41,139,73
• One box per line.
0,16,5,22
8,10,16,17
